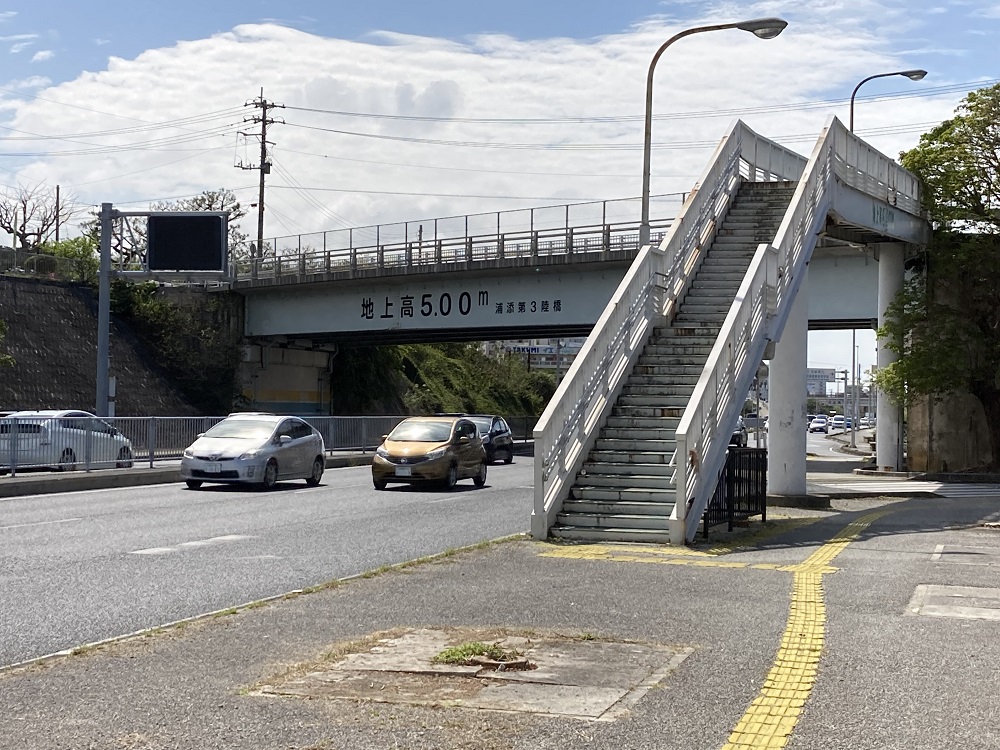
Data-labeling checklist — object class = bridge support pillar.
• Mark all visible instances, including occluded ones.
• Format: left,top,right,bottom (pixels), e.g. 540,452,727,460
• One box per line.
875,242,905,471
767,266,809,496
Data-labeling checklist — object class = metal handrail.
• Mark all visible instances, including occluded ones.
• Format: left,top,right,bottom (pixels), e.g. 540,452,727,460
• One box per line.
232,194,682,284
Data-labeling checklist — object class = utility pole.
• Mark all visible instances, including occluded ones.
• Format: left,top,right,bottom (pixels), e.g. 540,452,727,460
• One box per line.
238,90,283,276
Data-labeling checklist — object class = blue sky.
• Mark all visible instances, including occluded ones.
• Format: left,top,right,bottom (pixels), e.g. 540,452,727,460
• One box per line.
1,0,997,375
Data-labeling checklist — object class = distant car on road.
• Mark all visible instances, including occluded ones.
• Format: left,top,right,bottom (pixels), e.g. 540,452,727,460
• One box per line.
0,410,134,473
372,416,487,491
830,415,846,430
180,413,326,490
859,416,875,428
809,416,829,433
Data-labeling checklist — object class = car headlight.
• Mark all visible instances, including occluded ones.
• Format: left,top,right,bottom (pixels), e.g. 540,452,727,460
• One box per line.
376,447,390,459
239,449,262,460
481,435,491,444
425,447,446,460
183,449,194,458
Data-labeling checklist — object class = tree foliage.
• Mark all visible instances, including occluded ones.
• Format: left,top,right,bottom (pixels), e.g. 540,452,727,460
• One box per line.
326,342,557,418
875,83,1000,466
110,279,244,414
0,319,14,368
39,236,100,284
398,343,556,417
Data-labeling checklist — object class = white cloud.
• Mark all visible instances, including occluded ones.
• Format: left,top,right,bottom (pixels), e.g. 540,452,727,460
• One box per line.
6,75,50,90
9,40,33,54
30,49,53,63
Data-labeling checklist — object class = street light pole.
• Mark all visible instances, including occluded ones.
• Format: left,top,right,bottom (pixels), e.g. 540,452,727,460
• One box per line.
639,17,787,248
849,69,927,133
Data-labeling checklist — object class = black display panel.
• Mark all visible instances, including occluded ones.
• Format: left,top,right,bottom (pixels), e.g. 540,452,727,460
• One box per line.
147,213,228,272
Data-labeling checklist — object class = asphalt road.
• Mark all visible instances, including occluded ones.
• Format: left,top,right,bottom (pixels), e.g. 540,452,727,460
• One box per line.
0,459,534,668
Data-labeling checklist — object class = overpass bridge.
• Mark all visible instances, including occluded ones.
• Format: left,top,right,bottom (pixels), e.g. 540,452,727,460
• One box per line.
227,116,930,545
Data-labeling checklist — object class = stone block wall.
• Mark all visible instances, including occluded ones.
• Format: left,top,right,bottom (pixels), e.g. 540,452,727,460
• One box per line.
0,276,199,416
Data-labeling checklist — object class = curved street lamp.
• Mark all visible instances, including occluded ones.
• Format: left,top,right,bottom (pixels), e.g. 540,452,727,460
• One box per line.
849,69,927,133
639,17,788,248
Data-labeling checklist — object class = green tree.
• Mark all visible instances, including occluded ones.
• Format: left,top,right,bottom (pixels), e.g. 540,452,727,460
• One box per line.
875,83,1000,466
40,236,100,284
0,319,14,368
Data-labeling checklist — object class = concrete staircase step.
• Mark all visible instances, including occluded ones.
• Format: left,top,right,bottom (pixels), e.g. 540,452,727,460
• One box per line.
555,512,671,530
594,438,677,452
562,499,676,515
548,526,673,543
600,427,677,440
581,461,675,476
588,450,675,465
570,486,678,503
574,473,673,489
611,404,685,418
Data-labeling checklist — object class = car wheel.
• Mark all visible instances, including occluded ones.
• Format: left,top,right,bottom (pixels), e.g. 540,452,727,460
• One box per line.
373,475,387,491
59,449,77,472
503,448,514,464
260,459,278,490
185,480,203,490
443,463,458,490
116,446,133,469
473,461,487,488
305,457,324,486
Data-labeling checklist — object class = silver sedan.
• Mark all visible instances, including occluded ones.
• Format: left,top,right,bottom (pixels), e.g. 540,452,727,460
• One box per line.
180,413,325,490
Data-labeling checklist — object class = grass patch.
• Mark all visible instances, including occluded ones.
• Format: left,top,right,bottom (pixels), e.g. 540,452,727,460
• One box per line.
432,641,522,665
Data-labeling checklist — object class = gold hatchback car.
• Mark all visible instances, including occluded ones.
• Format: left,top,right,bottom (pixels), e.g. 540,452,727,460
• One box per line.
372,416,487,491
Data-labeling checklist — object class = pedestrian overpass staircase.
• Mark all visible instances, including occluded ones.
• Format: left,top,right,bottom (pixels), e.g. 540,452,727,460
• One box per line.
531,115,924,545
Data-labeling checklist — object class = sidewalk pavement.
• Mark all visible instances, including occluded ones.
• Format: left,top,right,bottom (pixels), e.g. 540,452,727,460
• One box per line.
4,448,1000,748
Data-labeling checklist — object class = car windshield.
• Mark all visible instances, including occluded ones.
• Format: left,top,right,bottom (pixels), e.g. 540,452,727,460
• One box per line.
469,417,493,432
203,419,276,440
389,421,453,442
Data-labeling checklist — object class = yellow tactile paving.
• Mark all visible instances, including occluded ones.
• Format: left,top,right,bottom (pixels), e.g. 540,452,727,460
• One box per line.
720,509,894,750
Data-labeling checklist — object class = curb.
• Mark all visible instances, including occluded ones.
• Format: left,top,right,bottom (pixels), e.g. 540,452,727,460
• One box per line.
0,454,375,500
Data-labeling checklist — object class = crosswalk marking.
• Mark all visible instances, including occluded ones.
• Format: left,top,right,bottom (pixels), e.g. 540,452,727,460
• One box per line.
814,481,1000,498
130,534,254,555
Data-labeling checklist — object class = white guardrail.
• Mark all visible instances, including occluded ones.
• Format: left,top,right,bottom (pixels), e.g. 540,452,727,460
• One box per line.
530,119,806,540
0,415,412,476
0,414,543,477
674,115,923,542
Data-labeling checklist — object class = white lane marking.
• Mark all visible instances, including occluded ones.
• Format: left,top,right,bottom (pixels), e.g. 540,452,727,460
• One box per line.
129,534,255,556
0,517,82,531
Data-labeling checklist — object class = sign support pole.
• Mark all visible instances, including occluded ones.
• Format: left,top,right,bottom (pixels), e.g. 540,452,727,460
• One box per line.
96,203,115,417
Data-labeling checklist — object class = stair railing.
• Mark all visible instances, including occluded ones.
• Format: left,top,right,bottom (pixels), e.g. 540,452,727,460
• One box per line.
531,119,803,540
673,115,922,542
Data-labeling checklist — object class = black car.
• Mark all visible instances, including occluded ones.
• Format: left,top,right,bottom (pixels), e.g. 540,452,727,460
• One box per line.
437,413,515,464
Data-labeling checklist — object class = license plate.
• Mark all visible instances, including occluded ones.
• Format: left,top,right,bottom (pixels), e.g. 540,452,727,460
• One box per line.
395,466,412,477
205,462,222,473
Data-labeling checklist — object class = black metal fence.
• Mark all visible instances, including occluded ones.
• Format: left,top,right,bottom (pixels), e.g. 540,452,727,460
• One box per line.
702,447,767,538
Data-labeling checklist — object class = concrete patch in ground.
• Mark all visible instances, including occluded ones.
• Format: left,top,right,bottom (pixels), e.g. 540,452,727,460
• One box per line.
252,628,691,721
906,585,1000,621
930,545,1000,566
